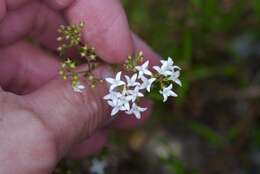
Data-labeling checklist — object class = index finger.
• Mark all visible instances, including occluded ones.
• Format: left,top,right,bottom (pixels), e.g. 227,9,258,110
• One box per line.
65,0,134,64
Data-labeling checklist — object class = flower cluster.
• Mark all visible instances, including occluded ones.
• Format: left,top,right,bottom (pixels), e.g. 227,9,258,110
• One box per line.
104,57,181,119
57,23,181,119
58,23,103,92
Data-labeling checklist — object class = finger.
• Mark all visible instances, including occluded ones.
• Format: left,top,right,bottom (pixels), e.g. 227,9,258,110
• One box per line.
5,0,33,10
4,0,35,10
131,32,161,66
45,0,75,10
24,65,113,157
67,129,107,159
0,1,65,50
0,42,59,94
65,0,134,64
0,0,6,21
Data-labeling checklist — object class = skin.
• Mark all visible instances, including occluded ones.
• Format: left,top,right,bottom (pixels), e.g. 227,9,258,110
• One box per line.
0,0,160,173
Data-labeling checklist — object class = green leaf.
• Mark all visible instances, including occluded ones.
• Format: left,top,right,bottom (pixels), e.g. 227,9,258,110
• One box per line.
191,0,203,7
186,120,226,148
254,0,260,16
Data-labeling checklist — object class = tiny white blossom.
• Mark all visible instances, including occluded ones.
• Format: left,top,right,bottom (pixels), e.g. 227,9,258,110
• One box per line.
73,82,85,93
161,57,174,68
107,100,121,116
103,91,122,105
105,71,125,91
135,61,152,78
140,76,156,92
153,57,181,77
126,103,147,119
118,94,131,111
125,73,140,87
153,57,173,76
127,86,144,102
107,93,132,115
160,84,177,102
90,159,107,174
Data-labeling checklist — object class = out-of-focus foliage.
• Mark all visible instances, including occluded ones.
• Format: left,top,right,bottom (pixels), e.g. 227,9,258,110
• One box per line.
57,1,260,174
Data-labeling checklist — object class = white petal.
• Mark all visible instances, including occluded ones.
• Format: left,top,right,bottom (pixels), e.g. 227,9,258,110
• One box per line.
105,78,114,84
169,90,178,97
175,79,182,86
132,73,138,81
162,94,168,102
139,107,147,112
103,94,111,100
73,88,82,93
111,107,120,116
144,69,152,76
143,60,149,67
115,71,122,80
125,75,130,82
133,111,141,119
153,66,161,73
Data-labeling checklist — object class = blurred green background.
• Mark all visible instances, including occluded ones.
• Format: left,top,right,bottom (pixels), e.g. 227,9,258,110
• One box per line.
57,0,260,174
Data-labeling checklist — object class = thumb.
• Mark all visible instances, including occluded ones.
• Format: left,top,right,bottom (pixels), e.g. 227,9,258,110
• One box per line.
24,65,113,157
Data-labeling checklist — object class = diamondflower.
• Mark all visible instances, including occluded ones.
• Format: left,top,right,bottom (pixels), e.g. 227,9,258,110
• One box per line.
105,71,125,91
103,91,122,105
153,57,181,77
140,76,156,92
160,84,177,102
127,86,144,102
72,82,85,93
106,90,132,116
135,60,152,78
161,57,174,68
126,103,147,119
125,73,140,87
118,94,132,111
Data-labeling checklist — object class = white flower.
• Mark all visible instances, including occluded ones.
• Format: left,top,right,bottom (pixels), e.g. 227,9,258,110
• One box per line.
90,159,106,174
105,71,125,91
127,86,144,102
160,84,177,102
73,82,85,93
107,92,132,115
126,103,147,119
103,91,122,105
135,61,152,78
153,57,181,77
140,76,156,92
153,57,173,76
118,94,131,111
107,100,121,116
125,73,140,87
161,57,174,68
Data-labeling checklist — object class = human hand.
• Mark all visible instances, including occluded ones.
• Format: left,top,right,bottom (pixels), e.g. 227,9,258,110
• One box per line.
0,0,159,173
